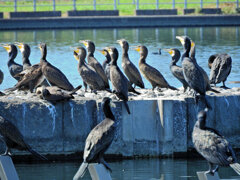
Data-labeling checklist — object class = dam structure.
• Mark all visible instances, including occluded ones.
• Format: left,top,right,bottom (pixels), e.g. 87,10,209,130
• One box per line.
0,88,239,158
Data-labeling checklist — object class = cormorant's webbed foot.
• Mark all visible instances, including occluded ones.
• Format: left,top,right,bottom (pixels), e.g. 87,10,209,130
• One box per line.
220,85,230,89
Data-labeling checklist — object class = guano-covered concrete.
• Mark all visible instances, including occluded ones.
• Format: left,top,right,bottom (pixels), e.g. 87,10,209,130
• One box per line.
0,88,239,158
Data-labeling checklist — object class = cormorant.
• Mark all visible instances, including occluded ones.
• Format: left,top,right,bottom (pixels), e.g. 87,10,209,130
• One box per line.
152,48,161,55
176,36,212,108
117,39,144,89
38,85,81,104
39,43,74,91
190,39,220,94
134,45,178,91
165,48,189,92
1,44,23,81
98,48,111,81
80,40,110,89
0,115,47,160
15,42,31,70
73,97,116,179
73,47,106,92
192,109,240,176
10,42,49,92
208,53,232,88
106,47,131,114
0,70,4,96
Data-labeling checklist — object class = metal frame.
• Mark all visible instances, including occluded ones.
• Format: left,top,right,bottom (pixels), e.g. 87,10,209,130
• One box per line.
0,0,238,12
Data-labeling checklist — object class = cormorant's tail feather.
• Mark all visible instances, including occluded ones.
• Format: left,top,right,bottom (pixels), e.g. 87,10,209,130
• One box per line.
28,148,48,161
70,85,82,95
128,87,141,95
168,85,178,91
230,163,240,175
209,88,220,94
73,162,88,180
123,101,131,114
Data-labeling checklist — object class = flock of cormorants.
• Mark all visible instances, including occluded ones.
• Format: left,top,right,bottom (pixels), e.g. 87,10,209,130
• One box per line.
0,35,239,178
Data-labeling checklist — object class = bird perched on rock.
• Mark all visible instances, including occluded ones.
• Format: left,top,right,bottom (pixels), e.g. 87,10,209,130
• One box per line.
73,97,116,179
134,45,177,91
0,115,47,160
1,44,23,81
192,109,240,176
80,40,110,89
165,48,189,92
98,48,111,81
73,46,106,92
117,39,144,89
208,53,232,89
106,47,131,114
39,43,74,91
38,85,82,104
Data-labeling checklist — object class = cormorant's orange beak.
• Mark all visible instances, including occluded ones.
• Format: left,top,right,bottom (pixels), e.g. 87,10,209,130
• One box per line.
191,41,195,48
164,49,174,56
1,44,11,53
73,50,79,61
79,40,88,48
15,42,24,52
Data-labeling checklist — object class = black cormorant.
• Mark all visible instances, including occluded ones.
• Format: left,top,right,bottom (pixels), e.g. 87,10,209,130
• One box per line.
73,97,116,179
15,42,31,70
208,53,232,88
73,47,106,92
80,40,110,89
106,47,131,114
98,48,111,81
192,109,240,176
39,85,81,104
1,44,23,81
176,36,212,108
190,39,220,94
165,48,189,92
117,39,144,89
39,43,74,91
0,115,47,160
0,70,4,96
134,45,177,91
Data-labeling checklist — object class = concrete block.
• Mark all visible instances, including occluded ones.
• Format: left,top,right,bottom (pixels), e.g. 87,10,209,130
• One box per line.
9,11,61,18
0,156,19,180
0,13,3,19
200,8,222,14
183,9,195,15
196,171,220,180
67,10,119,17
62,100,96,153
0,100,63,154
135,9,177,16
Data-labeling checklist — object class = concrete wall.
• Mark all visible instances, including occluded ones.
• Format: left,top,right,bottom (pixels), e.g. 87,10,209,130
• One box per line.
9,11,61,18
1,15,240,30
0,93,239,158
67,10,119,16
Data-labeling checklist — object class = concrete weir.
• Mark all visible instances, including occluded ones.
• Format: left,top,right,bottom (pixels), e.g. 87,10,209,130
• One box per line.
0,88,239,158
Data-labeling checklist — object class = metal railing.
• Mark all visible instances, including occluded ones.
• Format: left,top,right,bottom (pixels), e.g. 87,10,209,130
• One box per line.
0,0,238,12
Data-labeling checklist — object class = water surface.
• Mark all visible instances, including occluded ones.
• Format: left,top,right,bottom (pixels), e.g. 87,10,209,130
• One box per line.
0,27,239,90
15,158,240,180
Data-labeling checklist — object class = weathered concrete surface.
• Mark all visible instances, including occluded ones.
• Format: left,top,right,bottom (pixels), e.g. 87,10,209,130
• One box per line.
200,8,222,14
0,88,239,158
1,15,240,30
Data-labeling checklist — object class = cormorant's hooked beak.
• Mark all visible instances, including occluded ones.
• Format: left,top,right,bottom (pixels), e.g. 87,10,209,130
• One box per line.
0,44,11,52
96,49,107,56
132,46,141,52
14,42,24,52
176,36,184,45
73,49,80,61
79,40,88,48
163,48,174,56
116,39,123,46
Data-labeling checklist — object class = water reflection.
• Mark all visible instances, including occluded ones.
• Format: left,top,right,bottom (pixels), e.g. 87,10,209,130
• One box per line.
15,158,240,180
0,27,239,90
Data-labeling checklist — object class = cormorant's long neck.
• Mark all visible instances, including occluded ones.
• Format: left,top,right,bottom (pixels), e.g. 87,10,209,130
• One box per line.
122,48,129,58
196,119,205,130
181,44,190,61
139,54,146,64
88,51,94,57
78,56,85,67
41,48,47,62
7,51,17,66
105,54,111,64
103,104,115,120
22,57,31,67
110,52,118,66
171,53,180,65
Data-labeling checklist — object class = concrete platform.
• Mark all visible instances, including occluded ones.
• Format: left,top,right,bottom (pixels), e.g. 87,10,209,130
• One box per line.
0,15,240,30
0,88,239,158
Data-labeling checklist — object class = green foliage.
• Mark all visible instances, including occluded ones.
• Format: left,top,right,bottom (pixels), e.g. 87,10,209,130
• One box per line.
0,0,238,15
